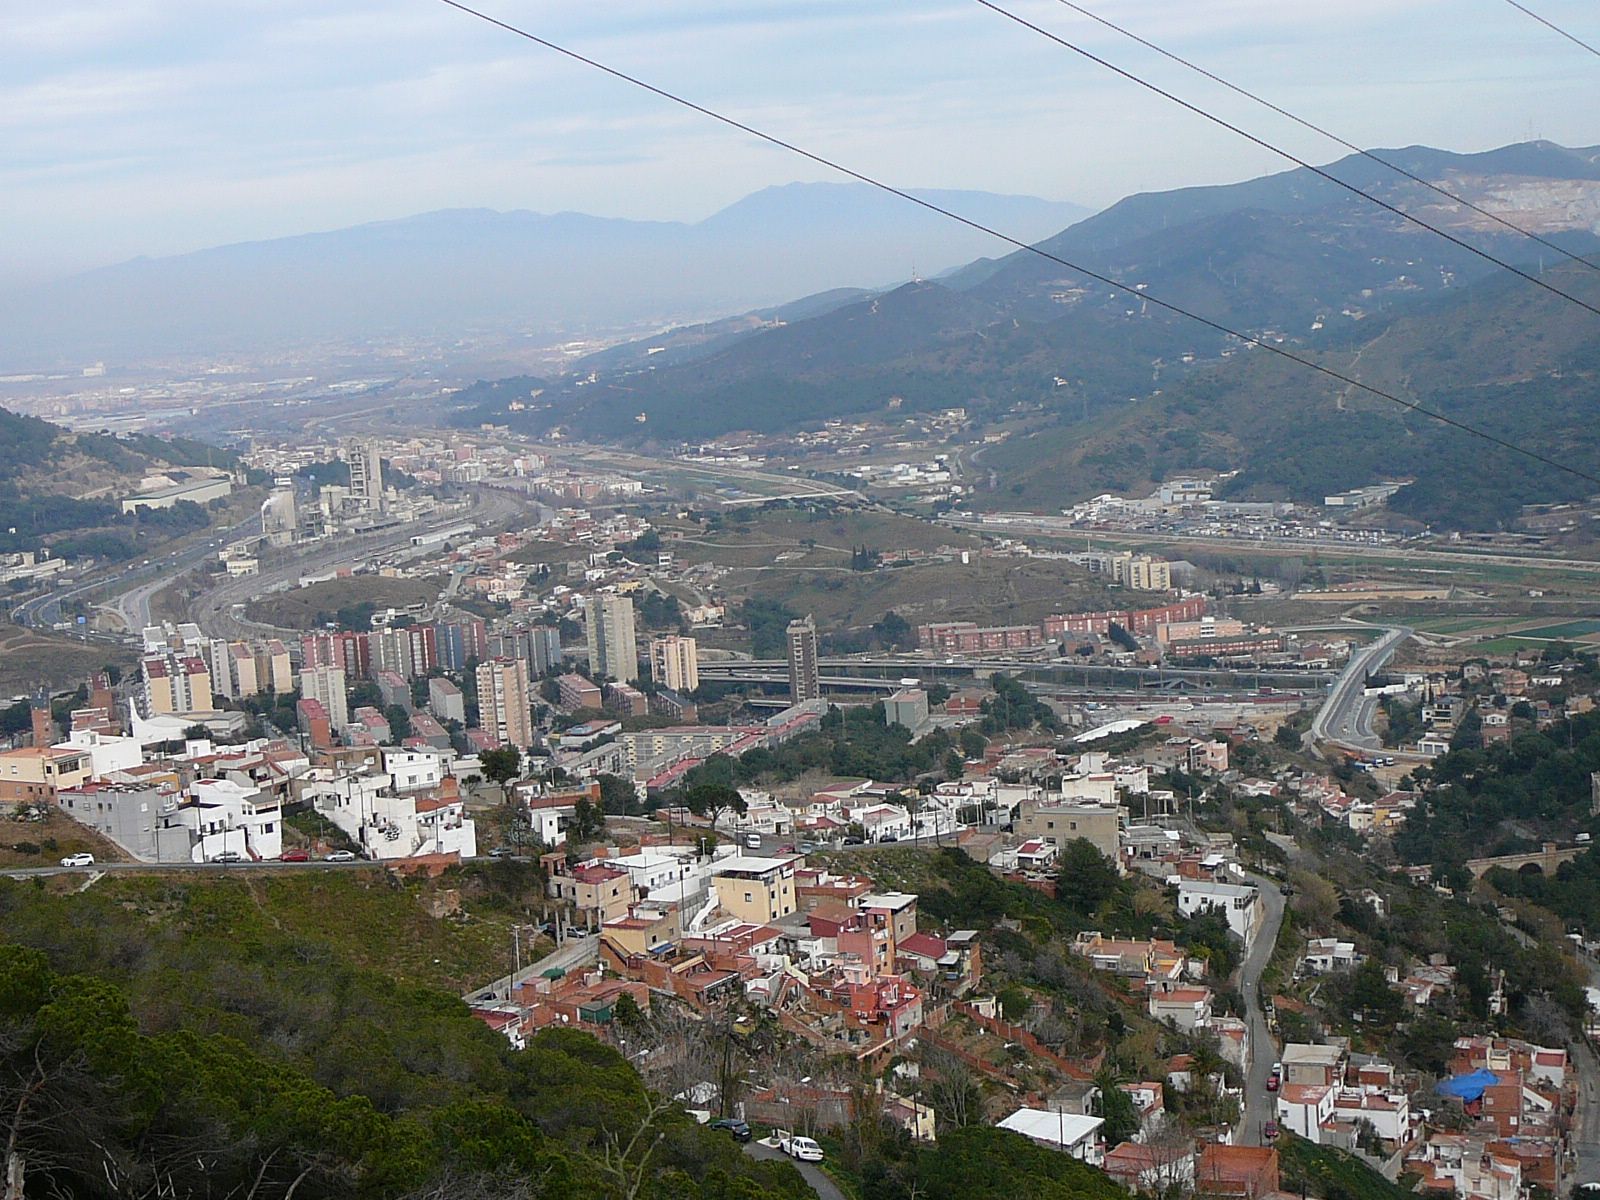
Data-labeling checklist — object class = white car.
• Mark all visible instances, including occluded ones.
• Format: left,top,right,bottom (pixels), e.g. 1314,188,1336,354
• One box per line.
780,1134,824,1162
324,850,357,863
59,853,95,868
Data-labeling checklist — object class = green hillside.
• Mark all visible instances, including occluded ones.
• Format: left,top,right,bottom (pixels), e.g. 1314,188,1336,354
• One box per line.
983,254,1600,528
452,142,1600,526
0,406,239,560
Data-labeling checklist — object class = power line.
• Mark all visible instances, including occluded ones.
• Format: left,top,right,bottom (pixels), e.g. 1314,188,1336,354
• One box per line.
1503,0,1600,59
434,0,1600,490
1047,0,1600,278
973,0,1600,322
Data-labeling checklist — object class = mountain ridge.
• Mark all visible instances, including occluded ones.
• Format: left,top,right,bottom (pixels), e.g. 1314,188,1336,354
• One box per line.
452,140,1600,524
0,183,1090,370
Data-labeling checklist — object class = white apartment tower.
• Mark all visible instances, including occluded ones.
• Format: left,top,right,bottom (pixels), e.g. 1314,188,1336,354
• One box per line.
650,634,700,693
585,594,639,683
299,664,350,732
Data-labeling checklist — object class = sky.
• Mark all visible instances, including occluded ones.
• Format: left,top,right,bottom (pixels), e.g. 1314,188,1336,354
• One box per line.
4,0,1598,285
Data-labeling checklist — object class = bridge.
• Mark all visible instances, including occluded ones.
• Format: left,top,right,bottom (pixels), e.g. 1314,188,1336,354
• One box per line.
697,657,1336,689
1465,842,1584,880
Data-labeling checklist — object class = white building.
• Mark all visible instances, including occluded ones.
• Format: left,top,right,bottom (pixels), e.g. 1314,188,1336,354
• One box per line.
175,778,284,862
996,1108,1105,1166
1304,938,1361,974
1176,879,1263,946
309,768,477,861
300,664,350,732
54,728,143,779
383,748,446,793
608,846,729,907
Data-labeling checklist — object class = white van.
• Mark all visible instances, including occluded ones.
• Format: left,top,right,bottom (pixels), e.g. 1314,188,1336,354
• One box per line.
744,832,763,849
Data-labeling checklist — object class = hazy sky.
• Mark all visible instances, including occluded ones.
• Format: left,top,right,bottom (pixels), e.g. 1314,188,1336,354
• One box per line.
4,0,1598,284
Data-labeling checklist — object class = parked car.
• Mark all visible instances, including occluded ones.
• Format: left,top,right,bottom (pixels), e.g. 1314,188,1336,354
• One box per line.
487,846,514,859
709,1118,752,1143
878,833,899,843
280,849,311,863
843,835,865,846
776,844,798,855
778,1132,824,1162
59,852,95,868
325,850,357,863
212,850,243,864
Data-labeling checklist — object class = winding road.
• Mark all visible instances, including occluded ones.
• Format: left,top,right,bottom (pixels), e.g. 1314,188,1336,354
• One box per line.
1237,872,1288,1146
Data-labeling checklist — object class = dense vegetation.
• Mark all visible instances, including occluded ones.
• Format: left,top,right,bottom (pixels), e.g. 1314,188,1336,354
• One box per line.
1394,707,1600,878
677,703,964,788
0,872,812,1200
855,1125,1128,1200
1278,1133,1418,1200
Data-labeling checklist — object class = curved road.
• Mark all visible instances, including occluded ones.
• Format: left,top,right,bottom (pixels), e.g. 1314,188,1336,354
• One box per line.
1310,625,1411,752
11,515,263,636
188,488,527,643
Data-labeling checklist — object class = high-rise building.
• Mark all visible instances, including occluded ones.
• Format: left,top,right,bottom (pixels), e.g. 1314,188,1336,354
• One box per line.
347,440,384,512
585,594,639,683
650,634,699,693
475,658,533,750
140,654,213,716
300,664,350,731
302,631,371,681
786,616,820,703
436,618,487,672
528,625,562,676
255,641,293,693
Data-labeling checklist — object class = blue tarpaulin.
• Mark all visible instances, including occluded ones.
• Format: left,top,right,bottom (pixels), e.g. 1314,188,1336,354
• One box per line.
1436,1069,1499,1101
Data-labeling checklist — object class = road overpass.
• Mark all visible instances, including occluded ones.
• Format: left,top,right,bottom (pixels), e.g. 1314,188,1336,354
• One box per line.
1310,625,1412,752
697,656,1335,688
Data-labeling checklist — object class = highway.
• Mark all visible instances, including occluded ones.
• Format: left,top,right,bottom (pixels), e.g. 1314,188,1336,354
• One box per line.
11,488,527,650
11,514,263,637
697,656,1336,687
1309,625,1411,751
186,488,527,642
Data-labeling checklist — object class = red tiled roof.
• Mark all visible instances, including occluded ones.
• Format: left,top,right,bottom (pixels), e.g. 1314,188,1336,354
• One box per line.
898,933,948,959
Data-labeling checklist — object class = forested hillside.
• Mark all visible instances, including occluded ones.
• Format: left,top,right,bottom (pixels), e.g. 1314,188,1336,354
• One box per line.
0,406,236,559
0,867,1142,1200
455,141,1600,528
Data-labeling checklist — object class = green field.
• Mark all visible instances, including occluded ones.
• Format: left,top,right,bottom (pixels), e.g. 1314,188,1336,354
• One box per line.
1406,615,1510,634
1509,618,1600,640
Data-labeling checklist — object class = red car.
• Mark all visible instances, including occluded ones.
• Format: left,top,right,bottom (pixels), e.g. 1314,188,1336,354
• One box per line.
280,848,311,863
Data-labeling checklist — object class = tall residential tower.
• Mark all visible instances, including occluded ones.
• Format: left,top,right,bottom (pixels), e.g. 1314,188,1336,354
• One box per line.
786,616,819,703
585,594,639,683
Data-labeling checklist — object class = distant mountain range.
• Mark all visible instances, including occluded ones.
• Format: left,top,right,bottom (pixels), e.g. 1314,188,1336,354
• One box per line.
454,141,1600,525
0,184,1089,369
